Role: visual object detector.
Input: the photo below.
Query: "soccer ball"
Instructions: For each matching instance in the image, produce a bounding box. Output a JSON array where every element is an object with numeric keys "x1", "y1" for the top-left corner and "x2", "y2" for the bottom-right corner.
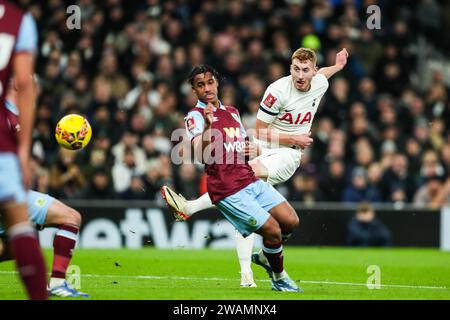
[{"x1": 55, "y1": 114, "x2": 92, "y2": 150}]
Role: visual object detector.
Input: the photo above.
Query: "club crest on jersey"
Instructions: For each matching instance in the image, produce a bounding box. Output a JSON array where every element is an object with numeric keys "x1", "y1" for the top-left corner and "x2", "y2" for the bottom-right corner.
[
  {"x1": 185, "y1": 116, "x2": 196, "y2": 132},
  {"x1": 263, "y1": 93, "x2": 277, "y2": 108}
]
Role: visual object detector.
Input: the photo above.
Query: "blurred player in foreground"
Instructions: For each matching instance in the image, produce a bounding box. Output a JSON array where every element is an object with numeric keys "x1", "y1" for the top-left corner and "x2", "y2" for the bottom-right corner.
[
  {"x1": 162, "y1": 48, "x2": 348, "y2": 286},
  {"x1": 0, "y1": 78, "x2": 89, "y2": 298},
  {"x1": 168, "y1": 65, "x2": 301, "y2": 291},
  {"x1": 0, "y1": 0, "x2": 47, "y2": 299}
]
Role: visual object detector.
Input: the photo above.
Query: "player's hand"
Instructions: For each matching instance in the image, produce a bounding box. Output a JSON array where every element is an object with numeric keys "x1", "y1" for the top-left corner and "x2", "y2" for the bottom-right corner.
[
  {"x1": 204, "y1": 103, "x2": 214, "y2": 126},
  {"x1": 292, "y1": 132, "x2": 313, "y2": 149},
  {"x1": 244, "y1": 140, "x2": 261, "y2": 160},
  {"x1": 336, "y1": 48, "x2": 349, "y2": 70},
  {"x1": 17, "y1": 146, "x2": 32, "y2": 189}
]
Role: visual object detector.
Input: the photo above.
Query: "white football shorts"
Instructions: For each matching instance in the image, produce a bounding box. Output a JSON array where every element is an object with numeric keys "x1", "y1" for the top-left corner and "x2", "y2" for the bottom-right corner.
[{"x1": 255, "y1": 146, "x2": 302, "y2": 185}]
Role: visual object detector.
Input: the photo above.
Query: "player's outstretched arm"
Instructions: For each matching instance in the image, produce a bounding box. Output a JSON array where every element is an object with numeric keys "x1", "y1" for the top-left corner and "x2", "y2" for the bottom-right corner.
[
  {"x1": 255, "y1": 119, "x2": 313, "y2": 149},
  {"x1": 13, "y1": 54, "x2": 36, "y2": 189},
  {"x1": 318, "y1": 48, "x2": 349, "y2": 79}
]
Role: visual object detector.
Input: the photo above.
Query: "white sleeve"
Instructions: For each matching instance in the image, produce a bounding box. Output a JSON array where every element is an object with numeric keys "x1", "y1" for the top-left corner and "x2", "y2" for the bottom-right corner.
[
  {"x1": 257, "y1": 84, "x2": 283, "y2": 124},
  {"x1": 314, "y1": 73, "x2": 329, "y2": 91},
  {"x1": 184, "y1": 110, "x2": 205, "y2": 141}
]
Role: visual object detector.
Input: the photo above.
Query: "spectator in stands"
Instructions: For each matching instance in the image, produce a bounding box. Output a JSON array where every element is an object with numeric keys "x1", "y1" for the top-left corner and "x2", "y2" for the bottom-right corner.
[
  {"x1": 50, "y1": 148, "x2": 87, "y2": 199},
  {"x1": 82, "y1": 169, "x2": 116, "y2": 199},
  {"x1": 112, "y1": 147, "x2": 146, "y2": 193},
  {"x1": 20, "y1": 1, "x2": 449, "y2": 202},
  {"x1": 342, "y1": 167, "x2": 381, "y2": 203},
  {"x1": 413, "y1": 173, "x2": 446, "y2": 208},
  {"x1": 347, "y1": 202, "x2": 392, "y2": 247}
]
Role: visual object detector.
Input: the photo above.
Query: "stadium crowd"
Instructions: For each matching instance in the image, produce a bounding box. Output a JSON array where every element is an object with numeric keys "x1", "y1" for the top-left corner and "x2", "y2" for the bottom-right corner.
[{"x1": 20, "y1": 0, "x2": 450, "y2": 207}]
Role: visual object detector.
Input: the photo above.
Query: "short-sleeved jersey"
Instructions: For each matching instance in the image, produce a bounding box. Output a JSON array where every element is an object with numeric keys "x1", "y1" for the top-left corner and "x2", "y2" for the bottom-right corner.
[
  {"x1": 4, "y1": 99, "x2": 19, "y2": 132},
  {"x1": 256, "y1": 74, "x2": 329, "y2": 147},
  {"x1": 184, "y1": 100, "x2": 258, "y2": 203},
  {"x1": 0, "y1": 1, "x2": 37, "y2": 153}
]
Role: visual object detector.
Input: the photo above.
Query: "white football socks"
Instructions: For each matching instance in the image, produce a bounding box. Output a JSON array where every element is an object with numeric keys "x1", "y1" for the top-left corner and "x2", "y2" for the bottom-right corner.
[
  {"x1": 49, "y1": 277, "x2": 65, "y2": 288},
  {"x1": 186, "y1": 192, "x2": 215, "y2": 215},
  {"x1": 235, "y1": 230, "x2": 254, "y2": 274}
]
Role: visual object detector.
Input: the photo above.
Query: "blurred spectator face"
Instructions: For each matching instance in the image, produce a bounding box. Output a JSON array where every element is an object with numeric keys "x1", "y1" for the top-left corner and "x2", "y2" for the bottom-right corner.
[
  {"x1": 122, "y1": 131, "x2": 137, "y2": 147},
  {"x1": 414, "y1": 123, "x2": 429, "y2": 142},
  {"x1": 391, "y1": 187, "x2": 406, "y2": 202},
  {"x1": 329, "y1": 160, "x2": 345, "y2": 178},
  {"x1": 350, "y1": 102, "x2": 366, "y2": 120},
  {"x1": 421, "y1": 150, "x2": 440, "y2": 176},
  {"x1": 328, "y1": 140, "x2": 345, "y2": 159},
  {"x1": 317, "y1": 117, "x2": 334, "y2": 139},
  {"x1": 101, "y1": 54, "x2": 119, "y2": 76},
  {"x1": 441, "y1": 144, "x2": 450, "y2": 165},
  {"x1": 157, "y1": 55, "x2": 174, "y2": 78},
  {"x1": 406, "y1": 138, "x2": 421, "y2": 157},
  {"x1": 90, "y1": 149, "x2": 106, "y2": 167},
  {"x1": 427, "y1": 177, "x2": 443, "y2": 195},
  {"x1": 368, "y1": 163, "x2": 383, "y2": 184},
  {"x1": 290, "y1": 57, "x2": 316, "y2": 92},
  {"x1": 392, "y1": 154, "x2": 408, "y2": 174},
  {"x1": 331, "y1": 78, "x2": 348, "y2": 100},
  {"x1": 410, "y1": 96, "x2": 425, "y2": 117},
  {"x1": 59, "y1": 148, "x2": 76, "y2": 166},
  {"x1": 268, "y1": 62, "x2": 285, "y2": 83},
  {"x1": 191, "y1": 71, "x2": 219, "y2": 105},
  {"x1": 179, "y1": 164, "x2": 197, "y2": 181},
  {"x1": 382, "y1": 126, "x2": 398, "y2": 141},
  {"x1": 352, "y1": 168, "x2": 367, "y2": 189},
  {"x1": 74, "y1": 75, "x2": 89, "y2": 93},
  {"x1": 430, "y1": 119, "x2": 445, "y2": 135},
  {"x1": 142, "y1": 135, "x2": 155, "y2": 153},
  {"x1": 95, "y1": 106, "x2": 110, "y2": 123},
  {"x1": 356, "y1": 206, "x2": 375, "y2": 223},
  {"x1": 130, "y1": 176, "x2": 144, "y2": 191},
  {"x1": 131, "y1": 113, "x2": 149, "y2": 132},
  {"x1": 359, "y1": 77, "x2": 376, "y2": 96},
  {"x1": 351, "y1": 117, "x2": 368, "y2": 136},
  {"x1": 124, "y1": 151, "x2": 136, "y2": 167},
  {"x1": 94, "y1": 80, "x2": 112, "y2": 103},
  {"x1": 93, "y1": 172, "x2": 109, "y2": 190},
  {"x1": 355, "y1": 145, "x2": 374, "y2": 167},
  {"x1": 303, "y1": 175, "x2": 317, "y2": 192},
  {"x1": 381, "y1": 108, "x2": 396, "y2": 125}
]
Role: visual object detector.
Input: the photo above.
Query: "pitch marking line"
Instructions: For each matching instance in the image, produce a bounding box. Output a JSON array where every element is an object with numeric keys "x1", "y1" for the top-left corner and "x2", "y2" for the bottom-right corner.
[{"x1": 0, "y1": 271, "x2": 447, "y2": 290}]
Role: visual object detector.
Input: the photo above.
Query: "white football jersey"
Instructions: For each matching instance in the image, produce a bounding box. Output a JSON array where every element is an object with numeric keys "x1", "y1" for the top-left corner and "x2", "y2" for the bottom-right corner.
[{"x1": 256, "y1": 74, "x2": 329, "y2": 147}]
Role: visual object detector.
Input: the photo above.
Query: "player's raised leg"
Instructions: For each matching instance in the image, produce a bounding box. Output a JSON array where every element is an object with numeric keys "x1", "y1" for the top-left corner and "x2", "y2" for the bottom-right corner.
[
  {"x1": 161, "y1": 186, "x2": 214, "y2": 221},
  {"x1": 42, "y1": 197, "x2": 89, "y2": 297},
  {"x1": 216, "y1": 180, "x2": 301, "y2": 292}
]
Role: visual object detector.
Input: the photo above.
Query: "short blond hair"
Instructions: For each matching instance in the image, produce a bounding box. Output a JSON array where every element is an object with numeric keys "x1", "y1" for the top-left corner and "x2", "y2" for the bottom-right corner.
[{"x1": 291, "y1": 48, "x2": 317, "y2": 65}]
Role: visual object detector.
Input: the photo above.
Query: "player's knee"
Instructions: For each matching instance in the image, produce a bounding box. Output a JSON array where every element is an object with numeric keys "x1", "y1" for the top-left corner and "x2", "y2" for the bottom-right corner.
[
  {"x1": 64, "y1": 207, "x2": 81, "y2": 227},
  {"x1": 290, "y1": 211, "x2": 300, "y2": 230},
  {"x1": 263, "y1": 219, "x2": 282, "y2": 243}
]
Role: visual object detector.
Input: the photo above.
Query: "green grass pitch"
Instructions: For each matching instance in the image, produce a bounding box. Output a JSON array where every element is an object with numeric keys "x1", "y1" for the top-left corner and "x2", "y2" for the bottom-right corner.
[{"x1": 1, "y1": 247, "x2": 449, "y2": 300}]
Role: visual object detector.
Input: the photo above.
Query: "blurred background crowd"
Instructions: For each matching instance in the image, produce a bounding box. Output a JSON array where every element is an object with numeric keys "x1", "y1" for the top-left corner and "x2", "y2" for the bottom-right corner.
[{"x1": 18, "y1": 0, "x2": 450, "y2": 207}]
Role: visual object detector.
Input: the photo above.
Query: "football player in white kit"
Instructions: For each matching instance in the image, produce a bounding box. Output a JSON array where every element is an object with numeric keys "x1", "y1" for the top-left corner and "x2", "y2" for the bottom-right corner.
[{"x1": 162, "y1": 47, "x2": 348, "y2": 287}]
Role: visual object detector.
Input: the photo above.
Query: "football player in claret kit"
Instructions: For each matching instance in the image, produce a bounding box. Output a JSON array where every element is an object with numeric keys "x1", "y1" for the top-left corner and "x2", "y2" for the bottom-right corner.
[
  {"x1": 168, "y1": 65, "x2": 301, "y2": 292},
  {"x1": 0, "y1": 0, "x2": 48, "y2": 300},
  {"x1": 162, "y1": 48, "x2": 348, "y2": 286},
  {"x1": 0, "y1": 79, "x2": 89, "y2": 298}
]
